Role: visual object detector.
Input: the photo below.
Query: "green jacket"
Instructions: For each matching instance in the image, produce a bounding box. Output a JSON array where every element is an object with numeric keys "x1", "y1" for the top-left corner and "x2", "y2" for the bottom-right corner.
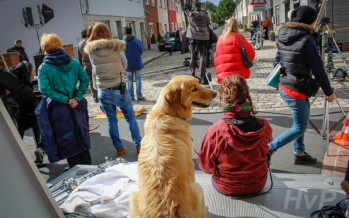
[{"x1": 38, "y1": 58, "x2": 89, "y2": 104}]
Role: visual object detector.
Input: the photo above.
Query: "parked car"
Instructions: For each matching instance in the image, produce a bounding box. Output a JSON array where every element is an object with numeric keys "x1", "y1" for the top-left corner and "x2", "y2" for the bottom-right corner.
[
  {"x1": 157, "y1": 32, "x2": 181, "y2": 52},
  {"x1": 211, "y1": 22, "x2": 219, "y2": 29}
]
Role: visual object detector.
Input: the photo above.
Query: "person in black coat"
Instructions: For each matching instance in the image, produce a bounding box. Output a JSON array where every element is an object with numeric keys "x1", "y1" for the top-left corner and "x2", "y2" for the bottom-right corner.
[
  {"x1": 7, "y1": 39, "x2": 30, "y2": 62},
  {"x1": 11, "y1": 61, "x2": 45, "y2": 164}
]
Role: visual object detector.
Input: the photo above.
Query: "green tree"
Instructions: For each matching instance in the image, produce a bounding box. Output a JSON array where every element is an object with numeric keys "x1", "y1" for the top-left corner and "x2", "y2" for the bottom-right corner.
[
  {"x1": 203, "y1": 1, "x2": 219, "y2": 23},
  {"x1": 216, "y1": 0, "x2": 237, "y2": 22}
]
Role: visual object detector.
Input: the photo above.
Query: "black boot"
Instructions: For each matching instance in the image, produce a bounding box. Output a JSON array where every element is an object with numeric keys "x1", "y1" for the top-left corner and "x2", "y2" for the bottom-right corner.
[
  {"x1": 294, "y1": 152, "x2": 317, "y2": 165},
  {"x1": 200, "y1": 75, "x2": 209, "y2": 85}
]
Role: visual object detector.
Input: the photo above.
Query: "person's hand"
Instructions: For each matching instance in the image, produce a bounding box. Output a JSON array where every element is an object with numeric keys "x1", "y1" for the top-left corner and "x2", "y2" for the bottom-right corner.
[
  {"x1": 68, "y1": 99, "x2": 78, "y2": 109},
  {"x1": 327, "y1": 93, "x2": 335, "y2": 102},
  {"x1": 340, "y1": 180, "x2": 349, "y2": 194}
]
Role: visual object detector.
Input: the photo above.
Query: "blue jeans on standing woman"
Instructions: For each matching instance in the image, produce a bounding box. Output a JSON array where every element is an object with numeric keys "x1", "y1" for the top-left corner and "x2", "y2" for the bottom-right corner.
[
  {"x1": 127, "y1": 70, "x2": 143, "y2": 99},
  {"x1": 269, "y1": 89, "x2": 310, "y2": 154},
  {"x1": 98, "y1": 88, "x2": 141, "y2": 149}
]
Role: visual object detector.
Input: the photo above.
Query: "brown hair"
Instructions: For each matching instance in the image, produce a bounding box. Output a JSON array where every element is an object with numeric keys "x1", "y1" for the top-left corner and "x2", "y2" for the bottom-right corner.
[
  {"x1": 40, "y1": 33, "x2": 63, "y2": 54},
  {"x1": 218, "y1": 75, "x2": 256, "y2": 113},
  {"x1": 88, "y1": 23, "x2": 112, "y2": 42}
]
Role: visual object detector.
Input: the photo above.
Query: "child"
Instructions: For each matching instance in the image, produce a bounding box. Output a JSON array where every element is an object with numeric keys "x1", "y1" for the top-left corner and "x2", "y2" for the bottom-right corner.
[{"x1": 198, "y1": 75, "x2": 273, "y2": 196}]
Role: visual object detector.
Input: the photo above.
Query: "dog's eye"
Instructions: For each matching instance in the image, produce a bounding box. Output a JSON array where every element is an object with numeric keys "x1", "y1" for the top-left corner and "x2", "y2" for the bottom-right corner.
[{"x1": 192, "y1": 87, "x2": 198, "y2": 92}]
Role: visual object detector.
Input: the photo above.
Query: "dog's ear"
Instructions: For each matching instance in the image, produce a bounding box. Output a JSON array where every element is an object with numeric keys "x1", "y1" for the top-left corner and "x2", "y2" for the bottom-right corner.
[{"x1": 165, "y1": 86, "x2": 182, "y2": 105}]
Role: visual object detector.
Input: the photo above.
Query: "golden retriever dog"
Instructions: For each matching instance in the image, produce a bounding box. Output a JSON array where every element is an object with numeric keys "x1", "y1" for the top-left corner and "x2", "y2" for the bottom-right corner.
[{"x1": 130, "y1": 75, "x2": 217, "y2": 218}]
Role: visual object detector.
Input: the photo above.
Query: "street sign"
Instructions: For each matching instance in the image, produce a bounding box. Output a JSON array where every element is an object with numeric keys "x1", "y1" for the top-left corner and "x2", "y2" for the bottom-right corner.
[
  {"x1": 251, "y1": 0, "x2": 267, "y2": 5},
  {"x1": 253, "y1": 4, "x2": 265, "y2": 11}
]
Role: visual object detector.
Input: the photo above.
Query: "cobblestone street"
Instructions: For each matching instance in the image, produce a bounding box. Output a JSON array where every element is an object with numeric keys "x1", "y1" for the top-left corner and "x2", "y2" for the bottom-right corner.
[{"x1": 86, "y1": 55, "x2": 349, "y2": 117}]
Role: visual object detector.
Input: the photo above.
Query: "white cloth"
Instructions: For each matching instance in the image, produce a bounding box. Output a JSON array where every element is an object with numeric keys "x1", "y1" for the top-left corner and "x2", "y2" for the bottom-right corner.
[{"x1": 61, "y1": 162, "x2": 139, "y2": 218}]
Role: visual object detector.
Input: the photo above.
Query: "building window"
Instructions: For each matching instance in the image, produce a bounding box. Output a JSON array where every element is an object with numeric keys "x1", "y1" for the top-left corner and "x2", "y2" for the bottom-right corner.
[
  {"x1": 164, "y1": 23, "x2": 167, "y2": 32},
  {"x1": 145, "y1": 0, "x2": 149, "y2": 4},
  {"x1": 169, "y1": 0, "x2": 172, "y2": 10},
  {"x1": 150, "y1": 23, "x2": 154, "y2": 36},
  {"x1": 159, "y1": 0, "x2": 162, "y2": 8},
  {"x1": 151, "y1": 0, "x2": 155, "y2": 6},
  {"x1": 171, "y1": 22, "x2": 174, "y2": 31},
  {"x1": 172, "y1": 0, "x2": 175, "y2": 11}
]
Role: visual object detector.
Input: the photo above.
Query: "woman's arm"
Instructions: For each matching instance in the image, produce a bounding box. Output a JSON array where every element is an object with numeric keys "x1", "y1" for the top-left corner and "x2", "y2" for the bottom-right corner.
[
  {"x1": 198, "y1": 128, "x2": 219, "y2": 174},
  {"x1": 75, "y1": 60, "x2": 90, "y2": 102},
  {"x1": 120, "y1": 50, "x2": 128, "y2": 70},
  {"x1": 242, "y1": 35, "x2": 256, "y2": 61}
]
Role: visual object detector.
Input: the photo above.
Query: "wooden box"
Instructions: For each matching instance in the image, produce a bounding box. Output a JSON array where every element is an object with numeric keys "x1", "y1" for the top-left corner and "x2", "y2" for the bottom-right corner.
[
  {"x1": 0, "y1": 52, "x2": 20, "y2": 68},
  {"x1": 62, "y1": 44, "x2": 75, "y2": 58}
]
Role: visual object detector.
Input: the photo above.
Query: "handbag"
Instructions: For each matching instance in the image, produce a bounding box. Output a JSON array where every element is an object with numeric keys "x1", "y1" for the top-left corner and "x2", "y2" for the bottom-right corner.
[
  {"x1": 266, "y1": 63, "x2": 281, "y2": 88},
  {"x1": 297, "y1": 77, "x2": 320, "y2": 97},
  {"x1": 238, "y1": 34, "x2": 253, "y2": 68}
]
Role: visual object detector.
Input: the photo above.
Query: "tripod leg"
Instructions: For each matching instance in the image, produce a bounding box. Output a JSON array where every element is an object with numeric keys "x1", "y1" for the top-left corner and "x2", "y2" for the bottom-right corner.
[{"x1": 325, "y1": 99, "x2": 330, "y2": 156}]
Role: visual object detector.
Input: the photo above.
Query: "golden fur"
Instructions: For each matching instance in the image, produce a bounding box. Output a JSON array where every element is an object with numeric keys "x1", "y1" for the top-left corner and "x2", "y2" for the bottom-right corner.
[{"x1": 130, "y1": 75, "x2": 217, "y2": 218}]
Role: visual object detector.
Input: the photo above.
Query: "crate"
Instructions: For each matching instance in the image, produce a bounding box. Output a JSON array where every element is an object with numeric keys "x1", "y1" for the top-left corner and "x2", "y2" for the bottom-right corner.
[
  {"x1": 62, "y1": 44, "x2": 75, "y2": 58},
  {"x1": 0, "y1": 52, "x2": 20, "y2": 68}
]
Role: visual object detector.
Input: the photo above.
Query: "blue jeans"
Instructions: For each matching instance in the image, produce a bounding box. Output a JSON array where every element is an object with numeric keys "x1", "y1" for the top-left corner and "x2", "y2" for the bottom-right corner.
[
  {"x1": 269, "y1": 89, "x2": 310, "y2": 154},
  {"x1": 98, "y1": 88, "x2": 141, "y2": 149},
  {"x1": 126, "y1": 70, "x2": 143, "y2": 99}
]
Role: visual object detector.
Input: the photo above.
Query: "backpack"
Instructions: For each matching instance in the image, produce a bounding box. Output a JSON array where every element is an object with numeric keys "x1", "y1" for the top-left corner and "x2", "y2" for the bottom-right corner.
[{"x1": 310, "y1": 197, "x2": 349, "y2": 218}]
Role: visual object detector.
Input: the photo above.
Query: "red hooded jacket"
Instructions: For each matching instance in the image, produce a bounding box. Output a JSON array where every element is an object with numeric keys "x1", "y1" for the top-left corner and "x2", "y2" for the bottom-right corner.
[
  {"x1": 214, "y1": 33, "x2": 255, "y2": 83},
  {"x1": 198, "y1": 117, "x2": 272, "y2": 196}
]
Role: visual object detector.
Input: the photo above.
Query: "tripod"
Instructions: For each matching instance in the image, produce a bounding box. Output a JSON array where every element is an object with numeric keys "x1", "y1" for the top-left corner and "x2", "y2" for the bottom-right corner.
[{"x1": 308, "y1": 13, "x2": 347, "y2": 147}]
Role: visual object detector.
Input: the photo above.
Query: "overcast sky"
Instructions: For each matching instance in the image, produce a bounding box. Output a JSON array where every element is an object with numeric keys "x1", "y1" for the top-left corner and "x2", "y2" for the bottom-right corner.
[{"x1": 206, "y1": 0, "x2": 220, "y2": 6}]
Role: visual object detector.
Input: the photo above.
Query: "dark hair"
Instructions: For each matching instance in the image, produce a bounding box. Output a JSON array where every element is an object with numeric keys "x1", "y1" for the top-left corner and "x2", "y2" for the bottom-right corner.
[
  {"x1": 81, "y1": 28, "x2": 88, "y2": 38},
  {"x1": 125, "y1": 26, "x2": 133, "y2": 35},
  {"x1": 88, "y1": 23, "x2": 112, "y2": 42},
  {"x1": 194, "y1": 2, "x2": 201, "y2": 7},
  {"x1": 219, "y1": 75, "x2": 256, "y2": 114}
]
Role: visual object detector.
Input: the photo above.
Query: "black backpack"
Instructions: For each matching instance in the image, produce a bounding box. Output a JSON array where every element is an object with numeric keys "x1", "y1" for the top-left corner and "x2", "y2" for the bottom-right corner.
[{"x1": 310, "y1": 197, "x2": 348, "y2": 218}]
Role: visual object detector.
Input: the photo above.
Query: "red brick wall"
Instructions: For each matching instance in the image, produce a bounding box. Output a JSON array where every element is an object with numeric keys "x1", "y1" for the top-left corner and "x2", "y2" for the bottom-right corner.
[
  {"x1": 145, "y1": 1, "x2": 160, "y2": 49},
  {"x1": 168, "y1": 0, "x2": 177, "y2": 31},
  {"x1": 0, "y1": 53, "x2": 20, "y2": 68}
]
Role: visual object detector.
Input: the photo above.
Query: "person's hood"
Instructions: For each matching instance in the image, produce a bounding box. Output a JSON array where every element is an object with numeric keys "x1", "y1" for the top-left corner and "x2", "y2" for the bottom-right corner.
[
  {"x1": 277, "y1": 22, "x2": 315, "y2": 44},
  {"x1": 218, "y1": 118, "x2": 272, "y2": 152},
  {"x1": 43, "y1": 49, "x2": 72, "y2": 66},
  {"x1": 84, "y1": 39, "x2": 125, "y2": 57},
  {"x1": 123, "y1": 34, "x2": 134, "y2": 43}
]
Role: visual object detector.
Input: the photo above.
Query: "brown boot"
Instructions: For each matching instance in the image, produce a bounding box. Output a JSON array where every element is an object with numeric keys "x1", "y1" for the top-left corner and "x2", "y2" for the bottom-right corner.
[
  {"x1": 136, "y1": 147, "x2": 141, "y2": 154},
  {"x1": 116, "y1": 146, "x2": 126, "y2": 157}
]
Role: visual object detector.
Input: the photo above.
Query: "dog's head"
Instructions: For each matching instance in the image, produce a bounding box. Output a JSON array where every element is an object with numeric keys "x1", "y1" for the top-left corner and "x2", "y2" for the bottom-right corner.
[{"x1": 154, "y1": 75, "x2": 217, "y2": 120}]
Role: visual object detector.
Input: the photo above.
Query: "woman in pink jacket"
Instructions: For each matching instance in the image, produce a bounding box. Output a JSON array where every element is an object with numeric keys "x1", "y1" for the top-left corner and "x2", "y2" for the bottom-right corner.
[{"x1": 215, "y1": 17, "x2": 255, "y2": 83}]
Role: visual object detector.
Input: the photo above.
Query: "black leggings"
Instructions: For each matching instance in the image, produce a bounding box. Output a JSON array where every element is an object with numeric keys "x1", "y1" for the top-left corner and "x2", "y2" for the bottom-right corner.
[{"x1": 66, "y1": 150, "x2": 92, "y2": 168}]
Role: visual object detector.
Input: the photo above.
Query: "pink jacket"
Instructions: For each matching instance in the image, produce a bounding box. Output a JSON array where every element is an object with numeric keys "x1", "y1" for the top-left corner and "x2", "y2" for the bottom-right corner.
[{"x1": 214, "y1": 33, "x2": 255, "y2": 83}]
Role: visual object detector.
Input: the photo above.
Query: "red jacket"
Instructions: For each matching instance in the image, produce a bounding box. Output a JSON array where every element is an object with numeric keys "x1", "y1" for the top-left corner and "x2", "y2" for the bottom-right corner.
[
  {"x1": 214, "y1": 33, "x2": 255, "y2": 83},
  {"x1": 198, "y1": 117, "x2": 272, "y2": 196}
]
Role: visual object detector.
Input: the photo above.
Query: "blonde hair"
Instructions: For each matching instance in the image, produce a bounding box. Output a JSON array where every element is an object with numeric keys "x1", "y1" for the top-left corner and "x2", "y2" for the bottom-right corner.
[
  {"x1": 223, "y1": 17, "x2": 239, "y2": 42},
  {"x1": 40, "y1": 33, "x2": 62, "y2": 54}
]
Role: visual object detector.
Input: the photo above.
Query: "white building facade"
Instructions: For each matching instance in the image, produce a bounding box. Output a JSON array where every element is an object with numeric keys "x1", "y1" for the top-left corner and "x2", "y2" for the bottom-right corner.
[
  {"x1": 176, "y1": 0, "x2": 187, "y2": 30},
  {"x1": 0, "y1": 0, "x2": 84, "y2": 64},
  {"x1": 80, "y1": 0, "x2": 146, "y2": 47},
  {"x1": 157, "y1": 0, "x2": 170, "y2": 36}
]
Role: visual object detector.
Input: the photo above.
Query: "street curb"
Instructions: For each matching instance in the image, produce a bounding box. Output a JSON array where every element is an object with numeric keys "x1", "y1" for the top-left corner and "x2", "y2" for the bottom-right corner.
[{"x1": 143, "y1": 52, "x2": 167, "y2": 66}]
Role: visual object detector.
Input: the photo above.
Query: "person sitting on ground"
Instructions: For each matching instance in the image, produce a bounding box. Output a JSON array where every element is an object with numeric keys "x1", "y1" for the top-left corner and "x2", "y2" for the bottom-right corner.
[
  {"x1": 85, "y1": 23, "x2": 142, "y2": 157},
  {"x1": 198, "y1": 75, "x2": 272, "y2": 196},
  {"x1": 184, "y1": 0, "x2": 210, "y2": 85},
  {"x1": 214, "y1": 16, "x2": 255, "y2": 83},
  {"x1": 268, "y1": 6, "x2": 335, "y2": 165},
  {"x1": 11, "y1": 61, "x2": 45, "y2": 164},
  {"x1": 7, "y1": 39, "x2": 30, "y2": 62}
]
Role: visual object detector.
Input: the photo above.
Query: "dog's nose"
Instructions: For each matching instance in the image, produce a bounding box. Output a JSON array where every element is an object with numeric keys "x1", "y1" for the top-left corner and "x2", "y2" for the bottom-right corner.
[{"x1": 212, "y1": 91, "x2": 217, "y2": 98}]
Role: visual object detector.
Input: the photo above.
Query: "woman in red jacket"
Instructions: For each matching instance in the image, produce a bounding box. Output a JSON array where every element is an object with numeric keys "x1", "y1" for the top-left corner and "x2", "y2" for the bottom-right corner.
[
  {"x1": 198, "y1": 75, "x2": 272, "y2": 196},
  {"x1": 215, "y1": 17, "x2": 255, "y2": 83}
]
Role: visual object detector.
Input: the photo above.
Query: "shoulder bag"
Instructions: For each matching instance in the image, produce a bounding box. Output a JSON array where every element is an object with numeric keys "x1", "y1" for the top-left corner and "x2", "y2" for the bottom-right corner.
[
  {"x1": 238, "y1": 34, "x2": 253, "y2": 68},
  {"x1": 265, "y1": 63, "x2": 281, "y2": 88}
]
